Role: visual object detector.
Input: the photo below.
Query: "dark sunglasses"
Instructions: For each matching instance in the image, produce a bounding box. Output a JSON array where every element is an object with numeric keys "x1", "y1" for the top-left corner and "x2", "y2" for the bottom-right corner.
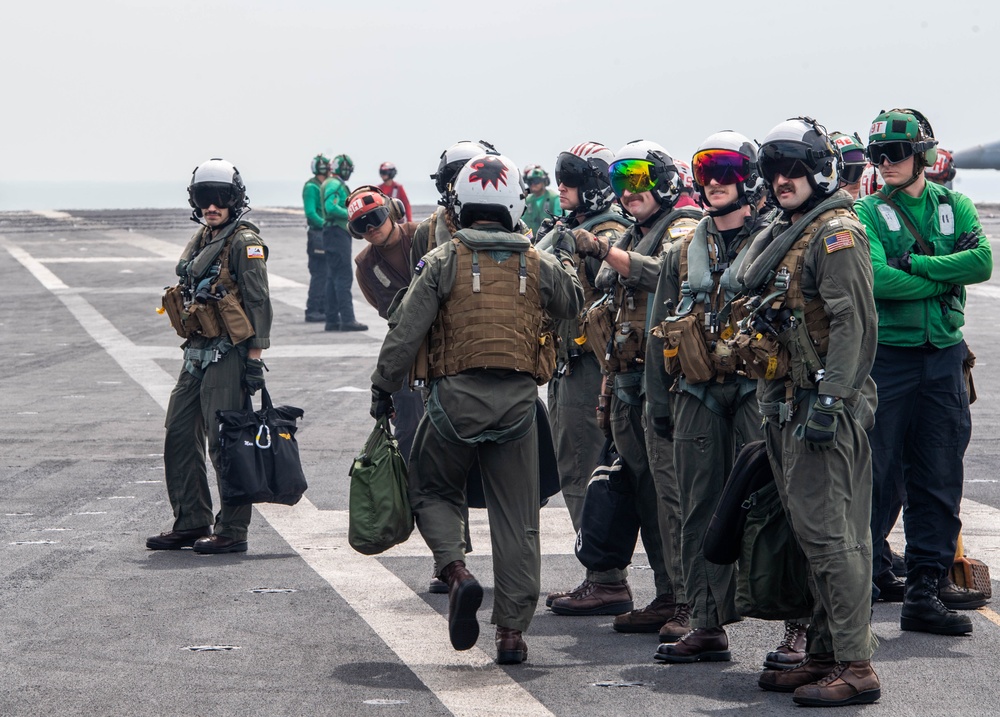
[
  {"x1": 868, "y1": 141, "x2": 914, "y2": 166},
  {"x1": 191, "y1": 183, "x2": 236, "y2": 210},
  {"x1": 349, "y1": 205, "x2": 390, "y2": 234}
]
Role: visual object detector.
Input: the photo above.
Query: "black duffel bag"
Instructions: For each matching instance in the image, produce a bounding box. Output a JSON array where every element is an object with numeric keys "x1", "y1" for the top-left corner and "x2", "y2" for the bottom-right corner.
[
  {"x1": 703, "y1": 440, "x2": 773, "y2": 565},
  {"x1": 216, "y1": 387, "x2": 308, "y2": 506},
  {"x1": 574, "y1": 438, "x2": 641, "y2": 572}
]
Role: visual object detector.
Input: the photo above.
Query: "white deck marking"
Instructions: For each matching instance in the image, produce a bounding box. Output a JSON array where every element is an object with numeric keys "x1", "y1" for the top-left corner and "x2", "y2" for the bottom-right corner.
[
  {"x1": 0, "y1": 234, "x2": 556, "y2": 717},
  {"x1": 6, "y1": 230, "x2": 999, "y2": 713}
]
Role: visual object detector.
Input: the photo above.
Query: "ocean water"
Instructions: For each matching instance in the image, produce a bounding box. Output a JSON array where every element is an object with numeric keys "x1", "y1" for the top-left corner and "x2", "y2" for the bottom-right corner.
[{"x1": 2, "y1": 173, "x2": 1000, "y2": 212}]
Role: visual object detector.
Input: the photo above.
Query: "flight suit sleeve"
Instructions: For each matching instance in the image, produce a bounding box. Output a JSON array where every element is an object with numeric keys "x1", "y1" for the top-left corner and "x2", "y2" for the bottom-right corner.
[
  {"x1": 370, "y1": 245, "x2": 454, "y2": 393},
  {"x1": 811, "y1": 222, "x2": 874, "y2": 399},
  {"x1": 232, "y1": 232, "x2": 272, "y2": 350},
  {"x1": 539, "y1": 250, "x2": 584, "y2": 320},
  {"x1": 645, "y1": 242, "x2": 682, "y2": 418},
  {"x1": 622, "y1": 251, "x2": 664, "y2": 292}
]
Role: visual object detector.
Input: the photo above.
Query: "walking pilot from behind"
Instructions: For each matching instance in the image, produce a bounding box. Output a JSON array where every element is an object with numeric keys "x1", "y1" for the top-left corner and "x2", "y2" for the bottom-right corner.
[
  {"x1": 369, "y1": 153, "x2": 584, "y2": 664},
  {"x1": 148, "y1": 159, "x2": 273, "y2": 555}
]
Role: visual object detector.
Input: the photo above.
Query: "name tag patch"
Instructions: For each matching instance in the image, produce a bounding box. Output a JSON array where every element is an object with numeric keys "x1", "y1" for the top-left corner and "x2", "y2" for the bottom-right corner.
[
  {"x1": 938, "y1": 204, "x2": 955, "y2": 236},
  {"x1": 246, "y1": 245, "x2": 265, "y2": 259},
  {"x1": 877, "y1": 204, "x2": 902, "y2": 232},
  {"x1": 824, "y1": 230, "x2": 855, "y2": 253}
]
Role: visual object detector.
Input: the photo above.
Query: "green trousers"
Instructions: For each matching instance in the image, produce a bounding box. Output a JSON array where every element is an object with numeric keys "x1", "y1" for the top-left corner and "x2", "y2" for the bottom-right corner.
[
  {"x1": 764, "y1": 404, "x2": 876, "y2": 662},
  {"x1": 645, "y1": 402, "x2": 685, "y2": 604},
  {"x1": 674, "y1": 384, "x2": 760, "y2": 628},
  {"x1": 408, "y1": 415, "x2": 541, "y2": 633},
  {"x1": 547, "y1": 352, "x2": 605, "y2": 531},
  {"x1": 163, "y1": 348, "x2": 252, "y2": 540}
]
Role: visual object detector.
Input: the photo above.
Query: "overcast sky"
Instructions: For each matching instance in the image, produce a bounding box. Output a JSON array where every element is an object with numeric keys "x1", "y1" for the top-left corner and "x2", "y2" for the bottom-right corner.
[{"x1": 3, "y1": 0, "x2": 999, "y2": 204}]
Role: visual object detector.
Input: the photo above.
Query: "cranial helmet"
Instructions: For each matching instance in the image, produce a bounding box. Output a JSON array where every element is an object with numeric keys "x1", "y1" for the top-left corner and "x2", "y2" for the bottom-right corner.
[
  {"x1": 867, "y1": 108, "x2": 938, "y2": 193},
  {"x1": 858, "y1": 163, "x2": 882, "y2": 198},
  {"x1": 691, "y1": 130, "x2": 760, "y2": 214},
  {"x1": 453, "y1": 153, "x2": 525, "y2": 231},
  {"x1": 187, "y1": 158, "x2": 248, "y2": 220},
  {"x1": 555, "y1": 141, "x2": 617, "y2": 213},
  {"x1": 311, "y1": 154, "x2": 331, "y2": 176},
  {"x1": 925, "y1": 147, "x2": 956, "y2": 185},
  {"x1": 608, "y1": 140, "x2": 683, "y2": 208},
  {"x1": 345, "y1": 185, "x2": 403, "y2": 238},
  {"x1": 379, "y1": 162, "x2": 397, "y2": 180},
  {"x1": 758, "y1": 117, "x2": 842, "y2": 199},
  {"x1": 432, "y1": 140, "x2": 496, "y2": 196},
  {"x1": 333, "y1": 154, "x2": 354, "y2": 181},
  {"x1": 525, "y1": 165, "x2": 550, "y2": 187},
  {"x1": 830, "y1": 131, "x2": 867, "y2": 186}
]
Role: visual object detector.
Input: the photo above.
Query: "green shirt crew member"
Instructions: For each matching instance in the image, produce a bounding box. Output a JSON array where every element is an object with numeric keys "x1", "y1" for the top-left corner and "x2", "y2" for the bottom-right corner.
[
  {"x1": 303, "y1": 153, "x2": 329, "y2": 322},
  {"x1": 147, "y1": 159, "x2": 273, "y2": 556},
  {"x1": 743, "y1": 119, "x2": 880, "y2": 707},
  {"x1": 369, "y1": 154, "x2": 583, "y2": 665},
  {"x1": 855, "y1": 108, "x2": 993, "y2": 636},
  {"x1": 321, "y1": 154, "x2": 366, "y2": 331},
  {"x1": 522, "y1": 166, "x2": 563, "y2": 235}
]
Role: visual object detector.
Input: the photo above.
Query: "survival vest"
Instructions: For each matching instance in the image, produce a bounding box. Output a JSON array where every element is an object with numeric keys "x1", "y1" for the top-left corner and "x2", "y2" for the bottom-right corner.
[
  {"x1": 427, "y1": 230, "x2": 551, "y2": 384},
  {"x1": 729, "y1": 207, "x2": 859, "y2": 388},
  {"x1": 161, "y1": 222, "x2": 257, "y2": 344},
  {"x1": 585, "y1": 207, "x2": 701, "y2": 375}
]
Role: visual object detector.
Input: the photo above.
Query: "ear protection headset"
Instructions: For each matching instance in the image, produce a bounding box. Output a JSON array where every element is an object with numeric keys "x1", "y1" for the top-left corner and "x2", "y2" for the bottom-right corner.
[{"x1": 903, "y1": 108, "x2": 938, "y2": 167}]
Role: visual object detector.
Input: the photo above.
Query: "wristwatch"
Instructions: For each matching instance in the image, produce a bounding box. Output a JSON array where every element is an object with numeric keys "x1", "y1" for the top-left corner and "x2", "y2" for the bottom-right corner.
[{"x1": 818, "y1": 394, "x2": 839, "y2": 408}]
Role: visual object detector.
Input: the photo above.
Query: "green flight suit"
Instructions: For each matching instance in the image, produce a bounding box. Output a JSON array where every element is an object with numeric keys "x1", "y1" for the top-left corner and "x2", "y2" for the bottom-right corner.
[
  {"x1": 163, "y1": 218, "x2": 272, "y2": 541},
  {"x1": 647, "y1": 212, "x2": 769, "y2": 629},
  {"x1": 371, "y1": 222, "x2": 583, "y2": 632},
  {"x1": 737, "y1": 190, "x2": 878, "y2": 661}
]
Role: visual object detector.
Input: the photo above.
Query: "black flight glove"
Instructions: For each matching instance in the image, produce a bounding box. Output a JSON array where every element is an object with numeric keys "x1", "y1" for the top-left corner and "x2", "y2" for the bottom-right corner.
[
  {"x1": 650, "y1": 414, "x2": 674, "y2": 440},
  {"x1": 885, "y1": 251, "x2": 912, "y2": 273},
  {"x1": 243, "y1": 357, "x2": 267, "y2": 395},
  {"x1": 952, "y1": 231, "x2": 980, "y2": 253},
  {"x1": 370, "y1": 386, "x2": 395, "y2": 420},
  {"x1": 551, "y1": 225, "x2": 577, "y2": 267},
  {"x1": 800, "y1": 396, "x2": 843, "y2": 452}
]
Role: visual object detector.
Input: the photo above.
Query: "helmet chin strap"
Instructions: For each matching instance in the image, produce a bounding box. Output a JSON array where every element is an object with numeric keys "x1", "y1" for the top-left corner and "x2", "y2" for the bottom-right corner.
[
  {"x1": 706, "y1": 195, "x2": 747, "y2": 217},
  {"x1": 638, "y1": 206, "x2": 666, "y2": 229},
  {"x1": 883, "y1": 155, "x2": 925, "y2": 201}
]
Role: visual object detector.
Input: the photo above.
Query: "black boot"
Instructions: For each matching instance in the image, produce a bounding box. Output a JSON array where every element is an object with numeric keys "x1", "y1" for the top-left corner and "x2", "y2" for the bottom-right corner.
[{"x1": 900, "y1": 569, "x2": 973, "y2": 635}]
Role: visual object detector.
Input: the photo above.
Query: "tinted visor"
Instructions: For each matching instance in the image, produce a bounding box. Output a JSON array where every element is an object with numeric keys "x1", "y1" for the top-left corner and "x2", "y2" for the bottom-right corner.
[
  {"x1": 554, "y1": 152, "x2": 592, "y2": 189},
  {"x1": 190, "y1": 182, "x2": 236, "y2": 210},
  {"x1": 349, "y1": 205, "x2": 390, "y2": 234},
  {"x1": 758, "y1": 142, "x2": 813, "y2": 183},
  {"x1": 692, "y1": 149, "x2": 752, "y2": 186},
  {"x1": 840, "y1": 162, "x2": 866, "y2": 184},
  {"x1": 868, "y1": 141, "x2": 914, "y2": 166},
  {"x1": 609, "y1": 158, "x2": 658, "y2": 196}
]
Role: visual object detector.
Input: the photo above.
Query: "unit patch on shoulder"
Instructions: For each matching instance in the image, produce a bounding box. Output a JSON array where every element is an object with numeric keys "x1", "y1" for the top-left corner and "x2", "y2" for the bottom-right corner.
[
  {"x1": 414, "y1": 259, "x2": 426, "y2": 275},
  {"x1": 246, "y1": 245, "x2": 265, "y2": 259},
  {"x1": 824, "y1": 230, "x2": 855, "y2": 254}
]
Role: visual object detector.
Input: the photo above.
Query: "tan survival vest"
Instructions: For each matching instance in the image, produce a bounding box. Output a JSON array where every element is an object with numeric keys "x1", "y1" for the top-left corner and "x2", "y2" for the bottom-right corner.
[
  {"x1": 730, "y1": 207, "x2": 857, "y2": 387},
  {"x1": 161, "y1": 226, "x2": 256, "y2": 344},
  {"x1": 585, "y1": 212, "x2": 700, "y2": 375},
  {"x1": 427, "y1": 238, "x2": 551, "y2": 384}
]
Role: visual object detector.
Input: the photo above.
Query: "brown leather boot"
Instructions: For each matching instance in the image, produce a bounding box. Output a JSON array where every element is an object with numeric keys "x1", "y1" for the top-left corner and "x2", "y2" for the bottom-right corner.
[
  {"x1": 763, "y1": 621, "x2": 808, "y2": 670},
  {"x1": 549, "y1": 580, "x2": 633, "y2": 616},
  {"x1": 545, "y1": 579, "x2": 591, "y2": 608},
  {"x1": 495, "y1": 627, "x2": 528, "y2": 665},
  {"x1": 758, "y1": 652, "x2": 837, "y2": 692},
  {"x1": 440, "y1": 560, "x2": 482, "y2": 651},
  {"x1": 613, "y1": 593, "x2": 677, "y2": 633},
  {"x1": 657, "y1": 602, "x2": 692, "y2": 643},
  {"x1": 792, "y1": 660, "x2": 881, "y2": 707},
  {"x1": 653, "y1": 627, "x2": 730, "y2": 663}
]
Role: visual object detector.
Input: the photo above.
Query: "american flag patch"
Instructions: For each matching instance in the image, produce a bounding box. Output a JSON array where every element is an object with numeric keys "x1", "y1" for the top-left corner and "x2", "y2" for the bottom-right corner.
[{"x1": 824, "y1": 230, "x2": 854, "y2": 253}]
